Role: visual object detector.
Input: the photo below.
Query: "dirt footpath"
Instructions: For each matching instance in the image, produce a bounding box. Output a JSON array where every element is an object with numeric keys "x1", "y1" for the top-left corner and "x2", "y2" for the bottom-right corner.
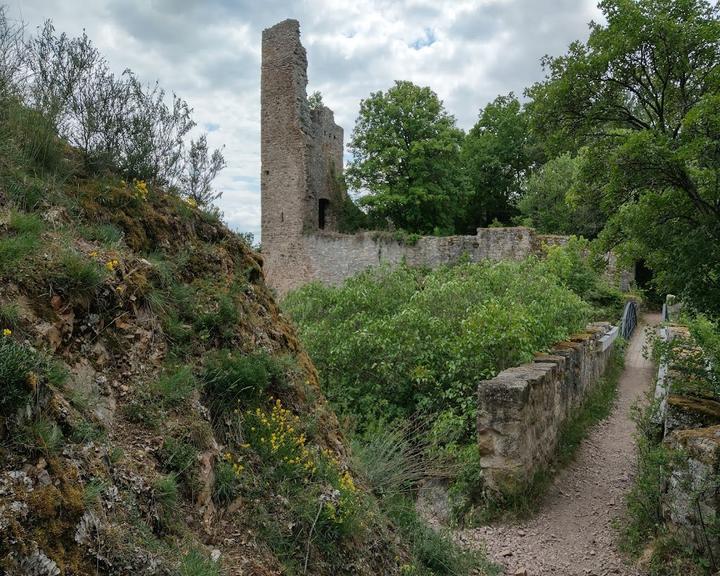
[{"x1": 459, "y1": 314, "x2": 660, "y2": 576}]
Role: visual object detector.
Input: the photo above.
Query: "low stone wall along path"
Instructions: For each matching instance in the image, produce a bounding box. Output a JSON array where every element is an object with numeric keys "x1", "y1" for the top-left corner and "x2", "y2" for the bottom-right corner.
[{"x1": 460, "y1": 313, "x2": 660, "y2": 576}]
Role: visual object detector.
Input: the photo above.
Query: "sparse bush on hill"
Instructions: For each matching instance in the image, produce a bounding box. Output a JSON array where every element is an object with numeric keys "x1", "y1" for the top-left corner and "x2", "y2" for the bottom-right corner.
[{"x1": 0, "y1": 6, "x2": 224, "y2": 205}]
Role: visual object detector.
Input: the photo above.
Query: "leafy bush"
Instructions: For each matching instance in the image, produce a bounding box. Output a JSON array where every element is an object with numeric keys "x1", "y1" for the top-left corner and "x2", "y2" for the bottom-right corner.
[
  {"x1": 153, "y1": 474, "x2": 179, "y2": 508},
  {"x1": 159, "y1": 436, "x2": 198, "y2": 494},
  {"x1": 212, "y1": 459, "x2": 241, "y2": 506},
  {"x1": 79, "y1": 223, "x2": 123, "y2": 245},
  {"x1": 653, "y1": 314, "x2": 720, "y2": 400},
  {"x1": 9, "y1": 211, "x2": 45, "y2": 235},
  {"x1": 0, "y1": 302, "x2": 20, "y2": 328},
  {"x1": 284, "y1": 259, "x2": 591, "y2": 438},
  {"x1": 0, "y1": 232, "x2": 40, "y2": 277},
  {"x1": 153, "y1": 474, "x2": 179, "y2": 531},
  {"x1": 50, "y1": 250, "x2": 106, "y2": 296},
  {"x1": 21, "y1": 416, "x2": 64, "y2": 455}
]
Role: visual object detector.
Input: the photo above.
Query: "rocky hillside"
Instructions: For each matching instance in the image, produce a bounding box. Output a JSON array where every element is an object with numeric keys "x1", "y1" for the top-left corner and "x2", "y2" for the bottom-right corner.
[{"x1": 0, "y1": 138, "x2": 426, "y2": 574}]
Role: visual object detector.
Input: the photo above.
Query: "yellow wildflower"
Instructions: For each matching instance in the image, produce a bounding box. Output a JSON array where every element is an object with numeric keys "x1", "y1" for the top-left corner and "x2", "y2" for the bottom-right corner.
[{"x1": 2, "y1": 328, "x2": 11, "y2": 337}]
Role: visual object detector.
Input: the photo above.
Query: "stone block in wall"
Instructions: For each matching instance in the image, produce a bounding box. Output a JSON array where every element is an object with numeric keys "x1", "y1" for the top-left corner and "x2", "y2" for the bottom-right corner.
[
  {"x1": 665, "y1": 394, "x2": 720, "y2": 435},
  {"x1": 477, "y1": 361, "x2": 563, "y2": 491},
  {"x1": 477, "y1": 324, "x2": 614, "y2": 492},
  {"x1": 663, "y1": 425, "x2": 720, "y2": 559}
]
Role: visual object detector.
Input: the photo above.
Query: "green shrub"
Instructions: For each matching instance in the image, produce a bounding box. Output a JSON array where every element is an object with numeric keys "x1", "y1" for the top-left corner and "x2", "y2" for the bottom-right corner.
[
  {"x1": 383, "y1": 496, "x2": 492, "y2": 576},
  {"x1": 541, "y1": 237, "x2": 600, "y2": 298},
  {"x1": 0, "y1": 233, "x2": 39, "y2": 277},
  {"x1": 0, "y1": 302, "x2": 20, "y2": 328},
  {"x1": 21, "y1": 416, "x2": 64, "y2": 455},
  {"x1": 159, "y1": 436, "x2": 198, "y2": 494},
  {"x1": 1, "y1": 100, "x2": 66, "y2": 175},
  {"x1": 179, "y1": 549, "x2": 219, "y2": 576},
  {"x1": 351, "y1": 421, "x2": 433, "y2": 501},
  {"x1": 653, "y1": 314, "x2": 720, "y2": 399},
  {"x1": 79, "y1": 223, "x2": 123, "y2": 245},
  {"x1": 153, "y1": 474, "x2": 180, "y2": 531},
  {"x1": 71, "y1": 419, "x2": 104, "y2": 443},
  {"x1": 193, "y1": 292, "x2": 239, "y2": 343},
  {"x1": 284, "y1": 259, "x2": 591, "y2": 438},
  {"x1": 83, "y1": 479, "x2": 106, "y2": 507},
  {"x1": 212, "y1": 459, "x2": 240, "y2": 506},
  {"x1": 153, "y1": 474, "x2": 179, "y2": 508},
  {"x1": 9, "y1": 211, "x2": 45, "y2": 235},
  {"x1": 0, "y1": 172, "x2": 45, "y2": 211},
  {"x1": 0, "y1": 336, "x2": 44, "y2": 415},
  {"x1": 644, "y1": 534, "x2": 707, "y2": 576}
]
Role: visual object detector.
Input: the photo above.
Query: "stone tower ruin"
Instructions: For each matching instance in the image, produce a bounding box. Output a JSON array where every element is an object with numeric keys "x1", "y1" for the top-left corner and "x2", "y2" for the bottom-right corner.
[
  {"x1": 261, "y1": 19, "x2": 345, "y2": 295},
  {"x1": 260, "y1": 20, "x2": 635, "y2": 297}
]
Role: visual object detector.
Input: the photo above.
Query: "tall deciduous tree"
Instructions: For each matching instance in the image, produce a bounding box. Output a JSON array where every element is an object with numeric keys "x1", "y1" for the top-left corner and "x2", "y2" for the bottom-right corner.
[
  {"x1": 460, "y1": 94, "x2": 536, "y2": 231},
  {"x1": 527, "y1": 0, "x2": 720, "y2": 313},
  {"x1": 346, "y1": 81, "x2": 466, "y2": 234},
  {"x1": 518, "y1": 152, "x2": 608, "y2": 238}
]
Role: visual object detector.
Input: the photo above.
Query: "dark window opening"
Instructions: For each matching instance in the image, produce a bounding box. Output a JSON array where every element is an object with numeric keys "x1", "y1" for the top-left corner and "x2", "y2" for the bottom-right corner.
[
  {"x1": 281, "y1": 211, "x2": 284, "y2": 223},
  {"x1": 264, "y1": 170, "x2": 269, "y2": 176},
  {"x1": 319, "y1": 199, "x2": 330, "y2": 230},
  {"x1": 635, "y1": 259, "x2": 661, "y2": 307}
]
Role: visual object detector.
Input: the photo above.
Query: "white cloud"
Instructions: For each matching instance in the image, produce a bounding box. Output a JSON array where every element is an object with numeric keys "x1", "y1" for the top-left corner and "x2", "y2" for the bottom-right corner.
[{"x1": 8, "y1": 0, "x2": 601, "y2": 240}]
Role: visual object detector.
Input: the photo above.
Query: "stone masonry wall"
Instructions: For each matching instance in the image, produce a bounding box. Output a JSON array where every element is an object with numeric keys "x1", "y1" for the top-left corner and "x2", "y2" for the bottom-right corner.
[
  {"x1": 261, "y1": 20, "x2": 344, "y2": 295},
  {"x1": 276, "y1": 227, "x2": 565, "y2": 294},
  {"x1": 477, "y1": 322, "x2": 618, "y2": 491}
]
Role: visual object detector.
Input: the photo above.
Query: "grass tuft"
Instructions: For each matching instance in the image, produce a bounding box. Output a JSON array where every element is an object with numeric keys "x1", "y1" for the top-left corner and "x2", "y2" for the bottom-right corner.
[{"x1": 180, "y1": 549, "x2": 220, "y2": 576}]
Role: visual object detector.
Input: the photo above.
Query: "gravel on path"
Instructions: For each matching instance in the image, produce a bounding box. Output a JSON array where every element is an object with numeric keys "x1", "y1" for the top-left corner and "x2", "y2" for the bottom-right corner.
[{"x1": 458, "y1": 313, "x2": 661, "y2": 576}]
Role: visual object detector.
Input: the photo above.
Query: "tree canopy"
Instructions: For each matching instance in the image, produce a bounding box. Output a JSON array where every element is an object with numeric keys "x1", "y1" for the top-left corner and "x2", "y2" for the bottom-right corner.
[
  {"x1": 460, "y1": 94, "x2": 536, "y2": 232},
  {"x1": 346, "y1": 81, "x2": 466, "y2": 234},
  {"x1": 527, "y1": 0, "x2": 720, "y2": 312}
]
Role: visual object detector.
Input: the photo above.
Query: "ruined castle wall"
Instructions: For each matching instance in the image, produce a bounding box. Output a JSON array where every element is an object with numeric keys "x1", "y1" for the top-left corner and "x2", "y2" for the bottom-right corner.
[
  {"x1": 259, "y1": 20, "x2": 632, "y2": 297},
  {"x1": 261, "y1": 20, "x2": 313, "y2": 293},
  {"x1": 273, "y1": 227, "x2": 558, "y2": 293},
  {"x1": 261, "y1": 20, "x2": 348, "y2": 295},
  {"x1": 477, "y1": 323, "x2": 617, "y2": 492},
  {"x1": 307, "y1": 106, "x2": 344, "y2": 231}
]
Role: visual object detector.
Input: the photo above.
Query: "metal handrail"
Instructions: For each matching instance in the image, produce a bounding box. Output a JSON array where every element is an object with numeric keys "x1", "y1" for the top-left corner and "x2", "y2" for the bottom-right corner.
[{"x1": 620, "y1": 300, "x2": 638, "y2": 339}]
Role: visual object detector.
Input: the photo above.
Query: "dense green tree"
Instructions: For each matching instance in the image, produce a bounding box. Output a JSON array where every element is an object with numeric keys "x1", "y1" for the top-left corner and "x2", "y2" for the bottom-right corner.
[
  {"x1": 518, "y1": 152, "x2": 608, "y2": 237},
  {"x1": 527, "y1": 0, "x2": 720, "y2": 313},
  {"x1": 459, "y1": 94, "x2": 536, "y2": 231},
  {"x1": 346, "y1": 81, "x2": 466, "y2": 234}
]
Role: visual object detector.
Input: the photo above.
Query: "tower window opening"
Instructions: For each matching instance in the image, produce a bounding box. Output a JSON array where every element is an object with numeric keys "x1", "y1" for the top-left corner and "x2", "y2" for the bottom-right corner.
[{"x1": 319, "y1": 199, "x2": 330, "y2": 230}]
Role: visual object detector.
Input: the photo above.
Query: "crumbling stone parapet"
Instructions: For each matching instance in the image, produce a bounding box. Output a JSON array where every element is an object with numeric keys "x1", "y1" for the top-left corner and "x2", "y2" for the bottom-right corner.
[{"x1": 477, "y1": 324, "x2": 615, "y2": 492}]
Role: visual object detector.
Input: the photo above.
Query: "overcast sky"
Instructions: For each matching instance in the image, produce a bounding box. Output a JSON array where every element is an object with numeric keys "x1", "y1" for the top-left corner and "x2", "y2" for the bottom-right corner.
[{"x1": 11, "y1": 0, "x2": 601, "y2": 240}]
